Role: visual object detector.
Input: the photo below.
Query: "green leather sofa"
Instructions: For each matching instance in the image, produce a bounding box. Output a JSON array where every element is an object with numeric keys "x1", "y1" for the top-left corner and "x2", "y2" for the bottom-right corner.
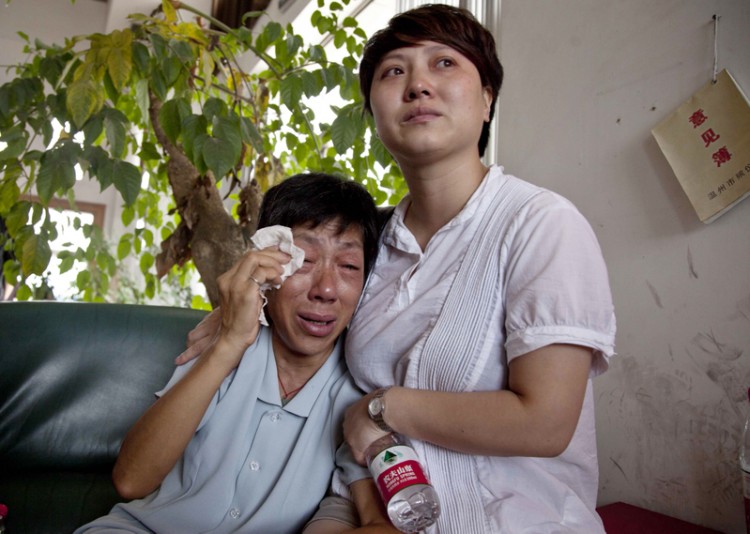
[{"x1": 0, "y1": 301, "x2": 206, "y2": 533}]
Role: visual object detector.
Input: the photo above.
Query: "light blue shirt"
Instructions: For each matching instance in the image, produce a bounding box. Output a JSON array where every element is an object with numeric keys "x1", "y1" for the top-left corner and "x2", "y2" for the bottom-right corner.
[{"x1": 77, "y1": 327, "x2": 368, "y2": 533}]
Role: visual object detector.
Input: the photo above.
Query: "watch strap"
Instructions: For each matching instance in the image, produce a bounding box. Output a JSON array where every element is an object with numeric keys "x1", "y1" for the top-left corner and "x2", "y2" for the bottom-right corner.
[{"x1": 369, "y1": 387, "x2": 393, "y2": 432}]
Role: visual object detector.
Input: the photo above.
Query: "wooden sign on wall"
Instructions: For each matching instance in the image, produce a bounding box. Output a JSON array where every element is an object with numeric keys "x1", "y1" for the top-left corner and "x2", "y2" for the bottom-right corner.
[{"x1": 652, "y1": 69, "x2": 750, "y2": 223}]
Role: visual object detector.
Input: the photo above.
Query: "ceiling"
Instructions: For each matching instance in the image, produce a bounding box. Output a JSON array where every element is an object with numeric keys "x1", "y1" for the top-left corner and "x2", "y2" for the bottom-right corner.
[{"x1": 101, "y1": 0, "x2": 275, "y2": 32}]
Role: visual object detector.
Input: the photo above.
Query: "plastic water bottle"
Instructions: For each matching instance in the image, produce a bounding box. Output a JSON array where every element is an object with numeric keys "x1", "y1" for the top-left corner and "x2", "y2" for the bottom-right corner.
[
  {"x1": 366, "y1": 434, "x2": 440, "y2": 533},
  {"x1": 741, "y1": 387, "x2": 750, "y2": 534}
]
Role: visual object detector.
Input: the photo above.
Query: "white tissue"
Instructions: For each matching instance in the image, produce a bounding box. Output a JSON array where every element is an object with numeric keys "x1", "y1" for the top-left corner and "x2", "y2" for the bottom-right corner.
[{"x1": 250, "y1": 225, "x2": 305, "y2": 325}]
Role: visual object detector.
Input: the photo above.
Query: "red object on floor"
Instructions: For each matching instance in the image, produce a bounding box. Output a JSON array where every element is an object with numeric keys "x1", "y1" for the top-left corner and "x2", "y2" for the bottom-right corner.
[{"x1": 596, "y1": 502, "x2": 722, "y2": 533}]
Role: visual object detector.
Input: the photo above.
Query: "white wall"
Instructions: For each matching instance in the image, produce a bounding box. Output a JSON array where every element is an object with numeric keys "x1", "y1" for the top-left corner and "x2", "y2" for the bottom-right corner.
[{"x1": 496, "y1": 1, "x2": 750, "y2": 532}]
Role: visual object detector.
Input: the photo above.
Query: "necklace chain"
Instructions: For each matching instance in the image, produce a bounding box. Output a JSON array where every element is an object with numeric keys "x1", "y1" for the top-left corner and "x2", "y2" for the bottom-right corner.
[{"x1": 278, "y1": 374, "x2": 305, "y2": 399}]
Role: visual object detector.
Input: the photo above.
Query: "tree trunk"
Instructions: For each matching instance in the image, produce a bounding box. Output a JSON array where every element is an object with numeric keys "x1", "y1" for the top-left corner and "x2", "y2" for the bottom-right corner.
[{"x1": 149, "y1": 93, "x2": 255, "y2": 307}]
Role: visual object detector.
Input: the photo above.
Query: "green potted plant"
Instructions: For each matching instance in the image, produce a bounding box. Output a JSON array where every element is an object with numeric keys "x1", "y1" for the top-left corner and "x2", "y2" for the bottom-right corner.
[{"x1": 0, "y1": 0, "x2": 405, "y2": 306}]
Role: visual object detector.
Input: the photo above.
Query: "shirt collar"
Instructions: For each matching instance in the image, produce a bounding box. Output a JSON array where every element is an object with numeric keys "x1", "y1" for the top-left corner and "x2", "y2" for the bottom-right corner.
[
  {"x1": 384, "y1": 165, "x2": 497, "y2": 252},
  {"x1": 258, "y1": 333, "x2": 345, "y2": 418}
]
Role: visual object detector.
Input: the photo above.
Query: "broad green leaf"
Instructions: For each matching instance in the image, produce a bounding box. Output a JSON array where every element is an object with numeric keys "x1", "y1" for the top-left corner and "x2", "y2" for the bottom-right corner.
[
  {"x1": 121, "y1": 206, "x2": 135, "y2": 226},
  {"x1": 5, "y1": 201, "x2": 31, "y2": 235},
  {"x1": 15, "y1": 284, "x2": 32, "y2": 301},
  {"x1": 139, "y1": 141, "x2": 161, "y2": 161},
  {"x1": 161, "y1": 55, "x2": 182, "y2": 87},
  {"x1": 214, "y1": 116, "x2": 242, "y2": 152},
  {"x1": 85, "y1": 243, "x2": 96, "y2": 262},
  {"x1": 256, "y1": 22, "x2": 282, "y2": 53},
  {"x1": 161, "y1": 0, "x2": 177, "y2": 23},
  {"x1": 181, "y1": 115, "x2": 207, "y2": 163},
  {"x1": 82, "y1": 113, "x2": 104, "y2": 145},
  {"x1": 191, "y1": 294, "x2": 212, "y2": 311},
  {"x1": 76, "y1": 269, "x2": 91, "y2": 289},
  {"x1": 96, "y1": 158, "x2": 116, "y2": 191},
  {"x1": 96, "y1": 251, "x2": 110, "y2": 272},
  {"x1": 203, "y1": 98, "x2": 227, "y2": 122},
  {"x1": 300, "y1": 70, "x2": 323, "y2": 98},
  {"x1": 29, "y1": 203, "x2": 43, "y2": 226},
  {"x1": 66, "y1": 78, "x2": 103, "y2": 127},
  {"x1": 141, "y1": 228, "x2": 154, "y2": 247},
  {"x1": 240, "y1": 117, "x2": 263, "y2": 152},
  {"x1": 112, "y1": 160, "x2": 142, "y2": 206},
  {"x1": 2, "y1": 259, "x2": 20, "y2": 286},
  {"x1": 150, "y1": 69, "x2": 168, "y2": 101},
  {"x1": 37, "y1": 143, "x2": 80, "y2": 203},
  {"x1": 149, "y1": 33, "x2": 167, "y2": 57},
  {"x1": 330, "y1": 110, "x2": 360, "y2": 155},
  {"x1": 202, "y1": 136, "x2": 237, "y2": 179},
  {"x1": 308, "y1": 45, "x2": 325, "y2": 63},
  {"x1": 333, "y1": 29, "x2": 346, "y2": 49},
  {"x1": 171, "y1": 38, "x2": 196, "y2": 62},
  {"x1": 140, "y1": 251, "x2": 154, "y2": 275},
  {"x1": 0, "y1": 180, "x2": 20, "y2": 213},
  {"x1": 200, "y1": 49, "x2": 215, "y2": 88},
  {"x1": 106, "y1": 29, "x2": 133, "y2": 90},
  {"x1": 370, "y1": 135, "x2": 393, "y2": 167},
  {"x1": 39, "y1": 57, "x2": 63, "y2": 85},
  {"x1": 159, "y1": 99, "x2": 184, "y2": 144},
  {"x1": 0, "y1": 125, "x2": 27, "y2": 160},
  {"x1": 58, "y1": 253, "x2": 75, "y2": 274},
  {"x1": 280, "y1": 75, "x2": 303, "y2": 109},
  {"x1": 134, "y1": 78, "x2": 149, "y2": 121},
  {"x1": 131, "y1": 41, "x2": 151, "y2": 76},
  {"x1": 320, "y1": 65, "x2": 343, "y2": 91},
  {"x1": 145, "y1": 276, "x2": 156, "y2": 298},
  {"x1": 84, "y1": 145, "x2": 113, "y2": 189},
  {"x1": 21, "y1": 233, "x2": 51, "y2": 276},
  {"x1": 104, "y1": 109, "x2": 127, "y2": 158}
]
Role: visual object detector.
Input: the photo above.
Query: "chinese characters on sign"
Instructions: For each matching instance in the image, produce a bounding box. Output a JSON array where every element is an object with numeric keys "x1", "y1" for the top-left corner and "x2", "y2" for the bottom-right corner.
[
  {"x1": 652, "y1": 69, "x2": 750, "y2": 223},
  {"x1": 687, "y1": 106, "x2": 749, "y2": 201}
]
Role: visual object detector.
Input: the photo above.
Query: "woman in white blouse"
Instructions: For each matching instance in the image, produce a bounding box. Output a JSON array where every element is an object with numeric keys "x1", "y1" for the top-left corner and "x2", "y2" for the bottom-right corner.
[{"x1": 335, "y1": 5, "x2": 616, "y2": 533}]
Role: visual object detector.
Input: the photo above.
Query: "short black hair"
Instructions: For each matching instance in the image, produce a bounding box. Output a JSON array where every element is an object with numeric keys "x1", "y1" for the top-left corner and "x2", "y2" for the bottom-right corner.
[
  {"x1": 258, "y1": 173, "x2": 379, "y2": 275},
  {"x1": 359, "y1": 4, "x2": 503, "y2": 157}
]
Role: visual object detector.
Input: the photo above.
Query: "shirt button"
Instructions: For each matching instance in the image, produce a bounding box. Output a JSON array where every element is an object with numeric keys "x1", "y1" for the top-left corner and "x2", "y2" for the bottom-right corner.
[
  {"x1": 270, "y1": 412, "x2": 281, "y2": 422},
  {"x1": 250, "y1": 460, "x2": 260, "y2": 471},
  {"x1": 230, "y1": 508, "x2": 240, "y2": 519}
]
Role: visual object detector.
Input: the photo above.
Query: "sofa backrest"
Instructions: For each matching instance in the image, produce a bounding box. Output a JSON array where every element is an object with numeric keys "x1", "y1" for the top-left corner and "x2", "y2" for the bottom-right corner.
[{"x1": 0, "y1": 301, "x2": 207, "y2": 533}]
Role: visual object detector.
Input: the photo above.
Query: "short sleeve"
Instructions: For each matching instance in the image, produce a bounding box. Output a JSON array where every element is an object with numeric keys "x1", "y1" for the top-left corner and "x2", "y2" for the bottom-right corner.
[
  {"x1": 503, "y1": 191, "x2": 616, "y2": 375},
  {"x1": 334, "y1": 443, "x2": 370, "y2": 488},
  {"x1": 155, "y1": 358, "x2": 196, "y2": 398},
  {"x1": 326, "y1": 372, "x2": 370, "y2": 496},
  {"x1": 155, "y1": 357, "x2": 238, "y2": 432}
]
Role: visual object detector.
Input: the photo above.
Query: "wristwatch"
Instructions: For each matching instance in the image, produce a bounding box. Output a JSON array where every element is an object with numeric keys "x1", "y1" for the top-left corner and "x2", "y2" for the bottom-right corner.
[{"x1": 368, "y1": 387, "x2": 393, "y2": 432}]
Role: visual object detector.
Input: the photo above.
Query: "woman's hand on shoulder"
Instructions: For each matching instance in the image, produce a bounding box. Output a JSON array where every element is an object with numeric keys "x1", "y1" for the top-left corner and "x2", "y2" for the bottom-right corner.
[{"x1": 176, "y1": 307, "x2": 222, "y2": 365}]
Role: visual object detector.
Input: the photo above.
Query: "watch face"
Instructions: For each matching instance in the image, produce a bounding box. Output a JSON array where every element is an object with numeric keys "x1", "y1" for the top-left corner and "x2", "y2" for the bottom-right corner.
[{"x1": 368, "y1": 397, "x2": 383, "y2": 417}]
